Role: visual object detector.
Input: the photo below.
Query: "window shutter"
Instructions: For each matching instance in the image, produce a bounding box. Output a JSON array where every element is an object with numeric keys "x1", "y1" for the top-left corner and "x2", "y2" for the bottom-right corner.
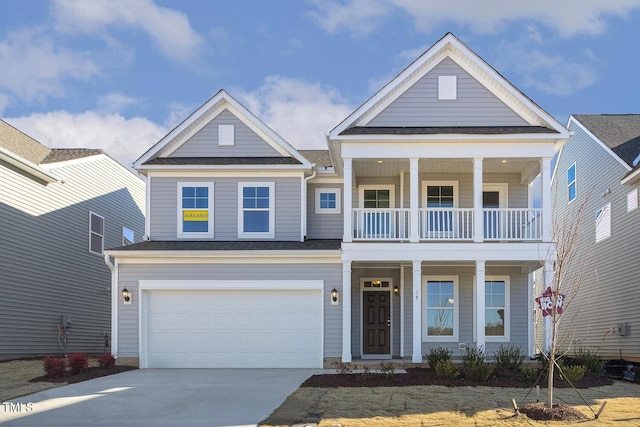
[
  {"x1": 595, "y1": 203, "x2": 611, "y2": 242},
  {"x1": 627, "y1": 189, "x2": 638, "y2": 212}
]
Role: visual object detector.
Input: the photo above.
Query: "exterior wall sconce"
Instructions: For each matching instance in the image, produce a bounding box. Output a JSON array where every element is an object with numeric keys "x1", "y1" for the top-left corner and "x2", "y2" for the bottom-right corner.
[
  {"x1": 330, "y1": 287, "x2": 339, "y2": 305},
  {"x1": 393, "y1": 285, "x2": 400, "y2": 296},
  {"x1": 122, "y1": 288, "x2": 132, "y2": 305}
]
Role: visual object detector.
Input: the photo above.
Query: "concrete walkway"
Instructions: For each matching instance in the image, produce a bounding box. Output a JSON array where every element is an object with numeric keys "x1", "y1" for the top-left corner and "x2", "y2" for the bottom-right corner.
[{"x1": 0, "y1": 368, "x2": 316, "y2": 426}]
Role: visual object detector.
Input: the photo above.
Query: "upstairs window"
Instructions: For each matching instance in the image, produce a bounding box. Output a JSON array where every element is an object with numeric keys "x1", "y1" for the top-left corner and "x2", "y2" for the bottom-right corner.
[
  {"x1": 595, "y1": 203, "x2": 611, "y2": 243},
  {"x1": 89, "y1": 212, "x2": 104, "y2": 255},
  {"x1": 315, "y1": 188, "x2": 341, "y2": 214},
  {"x1": 239, "y1": 182, "x2": 274, "y2": 238},
  {"x1": 568, "y1": 163, "x2": 576, "y2": 202},
  {"x1": 177, "y1": 182, "x2": 214, "y2": 238}
]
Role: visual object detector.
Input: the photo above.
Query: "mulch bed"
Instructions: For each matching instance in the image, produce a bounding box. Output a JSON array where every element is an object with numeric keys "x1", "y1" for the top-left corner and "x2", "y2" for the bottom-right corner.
[
  {"x1": 30, "y1": 365, "x2": 137, "y2": 384},
  {"x1": 520, "y1": 402, "x2": 590, "y2": 422},
  {"x1": 301, "y1": 367, "x2": 613, "y2": 389}
]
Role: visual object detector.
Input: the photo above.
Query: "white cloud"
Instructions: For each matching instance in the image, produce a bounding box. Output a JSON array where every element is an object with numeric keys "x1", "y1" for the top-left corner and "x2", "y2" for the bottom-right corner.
[
  {"x1": 310, "y1": 0, "x2": 640, "y2": 37},
  {"x1": 6, "y1": 111, "x2": 166, "y2": 168},
  {"x1": 0, "y1": 27, "x2": 99, "y2": 110},
  {"x1": 307, "y1": 0, "x2": 390, "y2": 37},
  {"x1": 97, "y1": 92, "x2": 138, "y2": 113},
  {"x1": 52, "y1": 0, "x2": 203, "y2": 62},
  {"x1": 235, "y1": 76, "x2": 354, "y2": 149}
]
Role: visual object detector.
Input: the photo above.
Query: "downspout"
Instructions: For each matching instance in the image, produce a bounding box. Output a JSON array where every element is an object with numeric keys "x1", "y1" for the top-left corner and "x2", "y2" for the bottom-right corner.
[
  {"x1": 104, "y1": 254, "x2": 118, "y2": 359},
  {"x1": 301, "y1": 165, "x2": 317, "y2": 241}
]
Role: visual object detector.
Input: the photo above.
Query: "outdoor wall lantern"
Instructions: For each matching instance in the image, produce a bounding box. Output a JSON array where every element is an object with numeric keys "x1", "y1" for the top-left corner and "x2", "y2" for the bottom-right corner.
[
  {"x1": 393, "y1": 285, "x2": 400, "y2": 296},
  {"x1": 330, "y1": 287, "x2": 339, "y2": 305},
  {"x1": 122, "y1": 288, "x2": 132, "y2": 305}
]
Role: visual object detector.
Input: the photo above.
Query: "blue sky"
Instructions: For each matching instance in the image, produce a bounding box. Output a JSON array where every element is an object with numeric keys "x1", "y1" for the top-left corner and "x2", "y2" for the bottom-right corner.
[{"x1": 1, "y1": 0, "x2": 639, "y2": 167}]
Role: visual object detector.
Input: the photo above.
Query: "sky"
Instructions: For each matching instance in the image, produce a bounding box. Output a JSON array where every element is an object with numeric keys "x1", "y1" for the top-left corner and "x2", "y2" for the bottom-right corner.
[{"x1": 1, "y1": 0, "x2": 640, "y2": 168}]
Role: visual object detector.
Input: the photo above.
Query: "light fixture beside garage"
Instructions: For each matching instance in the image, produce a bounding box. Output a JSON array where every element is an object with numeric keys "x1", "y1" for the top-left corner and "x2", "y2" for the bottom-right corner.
[
  {"x1": 330, "y1": 287, "x2": 339, "y2": 305},
  {"x1": 122, "y1": 288, "x2": 132, "y2": 305}
]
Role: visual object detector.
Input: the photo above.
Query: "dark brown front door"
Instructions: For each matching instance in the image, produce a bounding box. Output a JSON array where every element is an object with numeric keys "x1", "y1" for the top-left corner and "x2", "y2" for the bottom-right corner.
[{"x1": 363, "y1": 291, "x2": 390, "y2": 354}]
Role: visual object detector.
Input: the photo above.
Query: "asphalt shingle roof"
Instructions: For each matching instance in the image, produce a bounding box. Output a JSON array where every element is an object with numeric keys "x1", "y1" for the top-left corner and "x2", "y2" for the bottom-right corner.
[
  {"x1": 339, "y1": 126, "x2": 559, "y2": 136},
  {"x1": 573, "y1": 114, "x2": 640, "y2": 167},
  {"x1": 143, "y1": 157, "x2": 302, "y2": 166},
  {"x1": 42, "y1": 148, "x2": 105, "y2": 164},
  {"x1": 299, "y1": 150, "x2": 332, "y2": 167},
  {"x1": 0, "y1": 119, "x2": 51, "y2": 164},
  {"x1": 107, "y1": 239, "x2": 342, "y2": 252}
]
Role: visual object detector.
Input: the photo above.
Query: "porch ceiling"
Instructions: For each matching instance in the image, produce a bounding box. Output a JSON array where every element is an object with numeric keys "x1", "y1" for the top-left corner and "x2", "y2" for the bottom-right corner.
[
  {"x1": 351, "y1": 260, "x2": 542, "y2": 274},
  {"x1": 353, "y1": 158, "x2": 539, "y2": 177}
]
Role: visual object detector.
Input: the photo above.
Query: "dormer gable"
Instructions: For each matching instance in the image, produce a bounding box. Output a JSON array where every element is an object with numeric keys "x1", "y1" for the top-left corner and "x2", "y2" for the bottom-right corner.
[
  {"x1": 134, "y1": 90, "x2": 312, "y2": 173},
  {"x1": 329, "y1": 33, "x2": 568, "y2": 138}
]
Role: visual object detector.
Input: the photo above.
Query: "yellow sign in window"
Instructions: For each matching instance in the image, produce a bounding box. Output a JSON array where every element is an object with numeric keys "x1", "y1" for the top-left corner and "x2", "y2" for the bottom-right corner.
[{"x1": 183, "y1": 210, "x2": 208, "y2": 221}]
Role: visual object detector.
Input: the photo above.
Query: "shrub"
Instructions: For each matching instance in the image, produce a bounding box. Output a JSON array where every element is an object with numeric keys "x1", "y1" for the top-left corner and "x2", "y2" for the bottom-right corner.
[
  {"x1": 494, "y1": 344, "x2": 524, "y2": 374},
  {"x1": 43, "y1": 356, "x2": 66, "y2": 378},
  {"x1": 435, "y1": 359, "x2": 460, "y2": 379},
  {"x1": 466, "y1": 363, "x2": 494, "y2": 381},
  {"x1": 378, "y1": 361, "x2": 395, "y2": 377},
  {"x1": 98, "y1": 352, "x2": 116, "y2": 369},
  {"x1": 572, "y1": 348, "x2": 603, "y2": 374},
  {"x1": 67, "y1": 353, "x2": 88, "y2": 375},
  {"x1": 424, "y1": 346, "x2": 453, "y2": 370},
  {"x1": 521, "y1": 367, "x2": 540, "y2": 386},
  {"x1": 561, "y1": 365, "x2": 586, "y2": 383}
]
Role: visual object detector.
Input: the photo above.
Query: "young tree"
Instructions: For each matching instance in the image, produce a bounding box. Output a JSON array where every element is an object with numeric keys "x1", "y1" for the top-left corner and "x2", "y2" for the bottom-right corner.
[{"x1": 537, "y1": 190, "x2": 593, "y2": 408}]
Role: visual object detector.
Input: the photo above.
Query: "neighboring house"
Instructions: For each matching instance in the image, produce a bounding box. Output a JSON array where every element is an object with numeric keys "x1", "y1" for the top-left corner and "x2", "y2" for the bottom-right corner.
[
  {"x1": 0, "y1": 119, "x2": 145, "y2": 360},
  {"x1": 543, "y1": 114, "x2": 640, "y2": 362},
  {"x1": 105, "y1": 33, "x2": 569, "y2": 369}
]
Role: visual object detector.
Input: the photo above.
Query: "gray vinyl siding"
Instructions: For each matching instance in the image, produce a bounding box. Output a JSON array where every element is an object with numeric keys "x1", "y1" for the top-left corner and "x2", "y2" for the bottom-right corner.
[
  {"x1": 170, "y1": 109, "x2": 282, "y2": 158},
  {"x1": 552, "y1": 121, "x2": 640, "y2": 361},
  {"x1": 350, "y1": 264, "x2": 528, "y2": 360},
  {"x1": 307, "y1": 183, "x2": 343, "y2": 239},
  {"x1": 368, "y1": 58, "x2": 528, "y2": 127},
  {"x1": 0, "y1": 156, "x2": 145, "y2": 359},
  {"x1": 116, "y1": 262, "x2": 342, "y2": 358},
  {"x1": 396, "y1": 172, "x2": 528, "y2": 208},
  {"x1": 150, "y1": 176, "x2": 301, "y2": 241}
]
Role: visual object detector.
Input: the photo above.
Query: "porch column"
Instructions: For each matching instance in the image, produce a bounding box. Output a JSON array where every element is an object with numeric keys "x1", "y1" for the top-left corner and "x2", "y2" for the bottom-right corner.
[
  {"x1": 343, "y1": 158, "x2": 353, "y2": 243},
  {"x1": 475, "y1": 260, "x2": 486, "y2": 349},
  {"x1": 543, "y1": 260, "x2": 554, "y2": 353},
  {"x1": 342, "y1": 261, "x2": 352, "y2": 362},
  {"x1": 412, "y1": 260, "x2": 422, "y2": 362},
  {"x1": 409, "y1": 158, "x2": 420, "y2": 242},
  {"x1": 541, "y1": 157, "x2": 552, "y2": 242},
  {"x1": 473, "y1": 158, "x2": 484, "y2": 242}
]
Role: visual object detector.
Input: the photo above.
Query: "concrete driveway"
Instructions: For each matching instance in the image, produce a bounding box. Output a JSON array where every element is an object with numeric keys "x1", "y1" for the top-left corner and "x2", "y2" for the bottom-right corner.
[{"x1": 0, "y1": 368, "x2": 316, "y2": 426}]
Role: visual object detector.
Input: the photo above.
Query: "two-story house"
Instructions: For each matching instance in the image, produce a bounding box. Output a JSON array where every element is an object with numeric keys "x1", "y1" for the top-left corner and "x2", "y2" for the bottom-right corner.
[
  {"x1": 105, "y1": 33, "x2": 569, "y2": 369},
  {"x1": 544, "y1": 114, "x2": 640, "y2": 363},
  {"x1": 0, "y1": 119, "x2": 145, "y2": 359}
]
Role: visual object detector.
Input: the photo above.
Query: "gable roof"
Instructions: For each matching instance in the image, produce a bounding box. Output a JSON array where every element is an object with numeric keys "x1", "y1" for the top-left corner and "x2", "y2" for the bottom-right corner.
[
  {"x1": 42, "y1": 148, "x2": 105, "y2": 164},
  {"x1": 571, "y1": 114, "x2": 640, "y2": 168},
  {"x1": 0, "y1": 119, "x2": 51, "y2": 164},
  {"x1": 299, "y1": 150, "x2": 332, "y2": 167},
  {"x1": 329, "y1": 33, "x2": 568, "y2": 139},
  {"x1": 134, "y1": 89, "x2": 312, "y2": 171}
]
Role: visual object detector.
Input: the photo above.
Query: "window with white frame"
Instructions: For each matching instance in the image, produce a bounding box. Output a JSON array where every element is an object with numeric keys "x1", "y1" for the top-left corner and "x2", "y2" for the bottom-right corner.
[
  {"x1": 568, "y1": 163, "x2": 576, "y2": 202},
  {"x1": 239, "y1": 182, "x2": 275, "y2": 238},
  {"x1": 595, "y1": 203, "x2": 611, "y2": 242},
  {"x1": 315, "y1": 188, "x2": 341, "y2": 214},
  {"x1": 122, "y1": 227, "x2": 134, "y2": 245},
  {"x1": 177, "y1": 182, "x2": 214, "y2": 238},
  {"x1": 89, "y1": 212, "x2": 104, "y2": 255},
  {"x1": 627, "y1": 189, "x2": 638, "y2": 212},
  {"x1": 423, "y1": 276, "x2": 458, "y2": 341},
  {"x1": 485, "y1": 277, "x2": 510, "y2": 340}
]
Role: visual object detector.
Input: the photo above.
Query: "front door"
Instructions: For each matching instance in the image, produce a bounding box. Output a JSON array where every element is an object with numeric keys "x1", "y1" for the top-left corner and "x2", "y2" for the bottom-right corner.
[{"x1": 362, "y1": 291, "x2": 390, "y2": 355}]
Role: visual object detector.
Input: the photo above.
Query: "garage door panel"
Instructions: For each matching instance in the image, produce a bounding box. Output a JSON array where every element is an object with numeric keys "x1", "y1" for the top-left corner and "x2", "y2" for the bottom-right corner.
[{"x1": 144, "y1": 289, "x2": 322, "y2": 368}]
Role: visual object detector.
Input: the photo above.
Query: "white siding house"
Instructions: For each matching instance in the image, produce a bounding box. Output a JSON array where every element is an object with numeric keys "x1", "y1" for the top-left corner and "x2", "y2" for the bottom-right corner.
[{"x1": 106, "y1": 33, "x2": 569, "y2": 368}]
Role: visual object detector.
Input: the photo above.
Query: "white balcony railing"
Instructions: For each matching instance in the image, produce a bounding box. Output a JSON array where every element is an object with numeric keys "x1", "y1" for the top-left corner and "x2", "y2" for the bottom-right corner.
[
  {"x1": 419, "y1": 208, "x2": 474, "y2": 240},
  {"x1": 353, "y1": 208, "x2": 410, "y2": 240},
  {"x1": 482, "y1": 208, "x2": 542, "y2": 241},
  {"x1": 350, "y1": 208, "x2": 543, "y2": 241}
]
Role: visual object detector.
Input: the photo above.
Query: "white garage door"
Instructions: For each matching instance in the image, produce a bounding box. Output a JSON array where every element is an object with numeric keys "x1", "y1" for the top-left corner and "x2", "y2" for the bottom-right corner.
[{"x1": 143, "y1": 288, "x2": 322, "y2": 368}]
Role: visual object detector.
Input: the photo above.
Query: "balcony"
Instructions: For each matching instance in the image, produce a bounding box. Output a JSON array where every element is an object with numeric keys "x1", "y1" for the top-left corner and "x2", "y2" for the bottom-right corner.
[{"x1": 352, "y1": 208, "x2": 542, "y2": 241}]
